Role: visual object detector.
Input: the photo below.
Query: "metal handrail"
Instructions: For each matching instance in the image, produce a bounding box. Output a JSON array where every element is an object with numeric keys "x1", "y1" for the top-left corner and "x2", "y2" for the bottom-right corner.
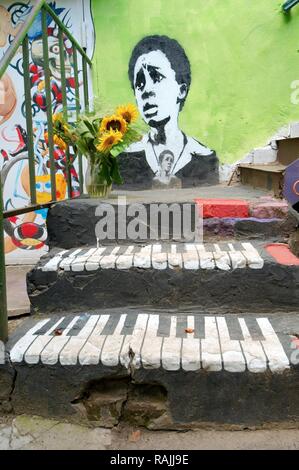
[
  {"x1": 0, "y1": 0, "x2": 92, "y2": 341},
  {"x1": 0, "y1": 0, "x2": 91, "y2": 79},
  {"x1": 282, "y1": 0, "x2": 299, "y2": 12}
]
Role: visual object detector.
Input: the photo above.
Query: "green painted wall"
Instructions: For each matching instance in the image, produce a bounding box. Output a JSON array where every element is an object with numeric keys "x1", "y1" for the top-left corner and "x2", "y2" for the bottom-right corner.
[{"x1": 92, "y1": 0, "x2": 299, "y2": 164}]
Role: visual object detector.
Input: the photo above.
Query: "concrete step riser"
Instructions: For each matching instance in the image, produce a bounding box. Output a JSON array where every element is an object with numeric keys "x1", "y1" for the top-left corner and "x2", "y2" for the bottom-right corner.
[
  {"x1": 47, "y1": 201, "x2": 296, "y2": 248},
  {"x1": 28, "y1": 264, "x2": 298, "y2": 314},
  {"x1": 2, "y1": 364, "x2": 297, "y2": 429}
]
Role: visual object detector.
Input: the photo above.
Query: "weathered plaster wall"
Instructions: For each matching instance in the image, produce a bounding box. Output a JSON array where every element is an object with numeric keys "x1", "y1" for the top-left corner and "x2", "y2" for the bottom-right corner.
[{"x1": 92, "y1": 0, "x2": 299, "y2": 164}]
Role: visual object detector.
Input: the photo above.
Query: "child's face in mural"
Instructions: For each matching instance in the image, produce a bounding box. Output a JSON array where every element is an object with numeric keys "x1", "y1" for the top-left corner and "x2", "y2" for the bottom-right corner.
[
  {"x1": 161, "y1": 152, "x2": 174, "y2": 175},
  {"x1": 133, "y1": 50, "x2": 187, "y2": 126}
]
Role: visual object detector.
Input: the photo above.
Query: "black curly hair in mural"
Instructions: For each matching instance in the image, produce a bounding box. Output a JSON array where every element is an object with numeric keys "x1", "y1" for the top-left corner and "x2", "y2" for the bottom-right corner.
[{"x1": 128, "y1": 35, "x2": 191, "y2": 110}]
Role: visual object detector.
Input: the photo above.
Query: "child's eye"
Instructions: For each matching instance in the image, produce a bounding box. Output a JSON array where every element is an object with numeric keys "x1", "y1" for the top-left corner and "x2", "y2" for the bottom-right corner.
[
  {"x1": 45, "y1": 182, "x2": 52, "y2": 191},
  {"x1": 135, "y1": 69, "x2": 145, "y2": 91},
  {"x1": 150, "y1": 69, "x2": 165, "y2": 84},
  {"x1": 36, "y1": 183, "x2": 41, "y2": 190}
]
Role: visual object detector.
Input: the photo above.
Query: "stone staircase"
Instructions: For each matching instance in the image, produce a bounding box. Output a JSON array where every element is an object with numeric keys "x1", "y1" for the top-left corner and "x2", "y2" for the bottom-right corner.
[{"x1": 1, "y1": 191, "x2": 299, "y2": 429}]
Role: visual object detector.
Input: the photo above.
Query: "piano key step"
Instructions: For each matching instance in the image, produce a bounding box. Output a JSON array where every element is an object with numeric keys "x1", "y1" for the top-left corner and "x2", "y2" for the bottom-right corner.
[
  {"x1": 7, "y1": 312, "x2": 296, "y2": 374},
  {"x1": 41, "y1": 242, "x2": 265, "y2": 273},
  {"x1": 5, "y1": 311, "x2": 299, "y2": 428},
  {"x1": 28, "y1": 240, "x2": 299, "y2": 314}
]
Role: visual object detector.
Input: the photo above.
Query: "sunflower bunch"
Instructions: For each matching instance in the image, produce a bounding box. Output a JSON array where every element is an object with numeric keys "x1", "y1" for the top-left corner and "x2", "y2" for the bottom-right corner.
[
  {"x1": 74, "y1": 104, "x2": 141, "y2": 185},
  {"x1": 52, "y1": 104, "x2": 142, "y2": 187},
  {"x1": 97, "y1": 104, "x2": 139, "y2": 155}
]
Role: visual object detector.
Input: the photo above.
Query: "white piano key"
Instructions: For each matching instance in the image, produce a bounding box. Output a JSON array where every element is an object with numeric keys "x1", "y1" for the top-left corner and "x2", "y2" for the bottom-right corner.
[
  {"x1": 141, "y1": 315, "x2": 163, "y2": 369},
  {"x1": 238, "y1": 318, "x2": 267, "y2": 373},
  {"x1": 24, "y1": 317, "x2": 67, "y2": 365},
  {"x1": 120, "y1": 314, "x2": 149, "y2": 368},
  {"x1": 116, "y1": 246, "x2": 134, "y2": 270},
  {"x1": 183, "y1": 244, "x2": 199, "y2": 270},
  {"x1": 101, "y1": 315, "x2": 127, "y2": 367},
  {"x1": 42, "y1": 251, "x2": 68, "y2": 272},
  {"x1": 85, "y1": 247, "x2": 106, "y2": 271},
  {"x1": 162, "y1": 316, "x2": 182, "y2": 371},
  {"x1": 182, "y1": 316, "x2": 201, "y2": 371},
  {"x1": 10, "y1": 319, "x2": 51, "y2": 363},
  {"x1": 168, "y1": 244, "x2": 183, "y2": 270},
  {"x1": 134, "y1": 245, "x2": 152, "y2": 269},
  {"x1": 216, "y1": 317, "x2": 246, "y2": 372},
  {"x1": 242, "y1": 243, "x2": 264, "y2": 269},
  {"x1": 196, "y1": 244, "x2": 215, "y2": 270},
  {"x1": 59, "y1": 316, "x2": 100, "y2": 365},
  {"x1": 71, "y1": 248, "x2": 98, "y2": 272},
  {"x1": 228, "y1": 244, "x2": 247, "y2": 269},
  {"x1": 257, "y1": 318, "x2": 290, "y2": 372},
  {"x1": 201, "y1": 317, "x2": 222, "y2": 371},
  {"x1": 79, "y1": 315, "x2": 110, "y2": 365},
  {"x1": 213, "y1": 244, "x2": 231, "y2": 271},
  {"x1": 151, "y1": 244, "x2": 167, "y2": 270},
  {"x1": 40, "y1": 316, "x2": 80, "y2": 365},
  {"x1": 100, "y1": 247, "x2": 120, "y2": 269},
  {"x1": 60, "y1": 249, "x2": 83, "y2": 271}
]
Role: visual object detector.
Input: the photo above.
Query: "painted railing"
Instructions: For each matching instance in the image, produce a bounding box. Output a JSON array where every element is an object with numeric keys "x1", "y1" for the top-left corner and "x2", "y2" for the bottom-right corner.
[
  {"x1": 0, "y1": 0, "x2": 92, "y2": 341},
  {"x1": 282, "y1": 0, "x2": 299, "y2": 12}
]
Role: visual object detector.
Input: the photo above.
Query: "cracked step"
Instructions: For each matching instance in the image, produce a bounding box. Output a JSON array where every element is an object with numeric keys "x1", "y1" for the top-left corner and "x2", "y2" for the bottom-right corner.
[{"x1": 1, "y1": 309, "x2": 298, "y2": 428}]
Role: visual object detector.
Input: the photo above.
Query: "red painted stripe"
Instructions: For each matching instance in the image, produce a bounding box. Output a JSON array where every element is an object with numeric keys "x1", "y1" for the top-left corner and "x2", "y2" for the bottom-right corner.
[
  {"x1": 265, "y1": 243, "x2": 299, "y2": 266},
  {"x1": 195, "y1": 199, "x2": 249, "y2": 219}
]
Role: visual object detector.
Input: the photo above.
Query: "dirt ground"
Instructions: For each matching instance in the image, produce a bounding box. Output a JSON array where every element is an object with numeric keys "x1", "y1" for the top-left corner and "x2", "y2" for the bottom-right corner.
[{"x1": 0, "y1": 415, "x2": 298, "y2": 450}]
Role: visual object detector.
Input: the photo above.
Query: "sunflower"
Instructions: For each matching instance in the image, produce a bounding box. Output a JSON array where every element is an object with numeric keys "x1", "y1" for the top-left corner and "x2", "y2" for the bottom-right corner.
[
  {"x1": 100, "y1": 114, "x2": 127, "y2": 135},
  {"x1": 116, "y1": 104, "x2": 138, "y2": 124},
  {"x1": 97, "y1": 130, "x2": 123, "y2": 153}
]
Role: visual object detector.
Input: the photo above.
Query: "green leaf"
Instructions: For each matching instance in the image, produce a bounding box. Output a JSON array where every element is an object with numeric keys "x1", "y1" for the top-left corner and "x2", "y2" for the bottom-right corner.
[{"x1": 111, "y1": 158, "x2": 123, "y2": 185}]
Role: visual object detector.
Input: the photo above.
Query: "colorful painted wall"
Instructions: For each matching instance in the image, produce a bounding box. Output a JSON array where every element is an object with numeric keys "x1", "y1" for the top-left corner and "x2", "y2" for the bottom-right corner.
[
  {"x1": 0, "y1": 0, "x2": 94, "y2": 263},
  {"x1": 92, "y1": 0, "x2": 299, "y2": 166}
]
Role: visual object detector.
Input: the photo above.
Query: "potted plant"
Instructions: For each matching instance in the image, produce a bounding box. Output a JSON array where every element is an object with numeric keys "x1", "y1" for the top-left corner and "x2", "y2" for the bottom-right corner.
[{"x1": 52, "y1": 104, "x2": 141, "y2": 197}]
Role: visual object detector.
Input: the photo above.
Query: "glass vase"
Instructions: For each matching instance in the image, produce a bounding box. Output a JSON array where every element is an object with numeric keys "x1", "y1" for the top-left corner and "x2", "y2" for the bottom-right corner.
[{"x1": 85, "y1": 161, "x2": 112, "y2": 198}]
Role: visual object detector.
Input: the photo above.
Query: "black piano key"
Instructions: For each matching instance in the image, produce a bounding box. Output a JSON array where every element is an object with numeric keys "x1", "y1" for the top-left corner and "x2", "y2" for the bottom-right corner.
[
  {"x1": 116, "y1": 245, "x2": 130, "y2": 255},
  {"x1": 225, "y1": 315, "x2": 244, "y2": 341},
  {"x1": 34, "y1": 316, "x2": 65, "y2": 336},
  {"x1": 101, "y1": 314, "x2": 121, "y2": 336},
  {"x1": 244, "y1": 317, "x2": 266, "y2": 341},
  {"x1": 194, "y1": 315, "x2": 206, "y2": 339},
  {"x1": 98, "y1": 245, "x2": 115, "y2": 256},
  {"x1": 176, "y1": 316, "x2": 188, "y2": 338},
  {"x1": 157, "y1": 315, "x2": 171, "y2": 337},
  {"x1": 67, "y1": 314, "x2": 90, "y2": 337},
  {"x1": 120, "y1": 313, "x2": 139, "y2": 336}
]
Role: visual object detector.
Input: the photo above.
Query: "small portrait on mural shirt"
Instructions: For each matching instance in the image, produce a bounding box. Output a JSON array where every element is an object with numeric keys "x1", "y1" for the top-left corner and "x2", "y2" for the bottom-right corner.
[{"x1": 118, "y1": 35, "x2": 219, "y2": 189}]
